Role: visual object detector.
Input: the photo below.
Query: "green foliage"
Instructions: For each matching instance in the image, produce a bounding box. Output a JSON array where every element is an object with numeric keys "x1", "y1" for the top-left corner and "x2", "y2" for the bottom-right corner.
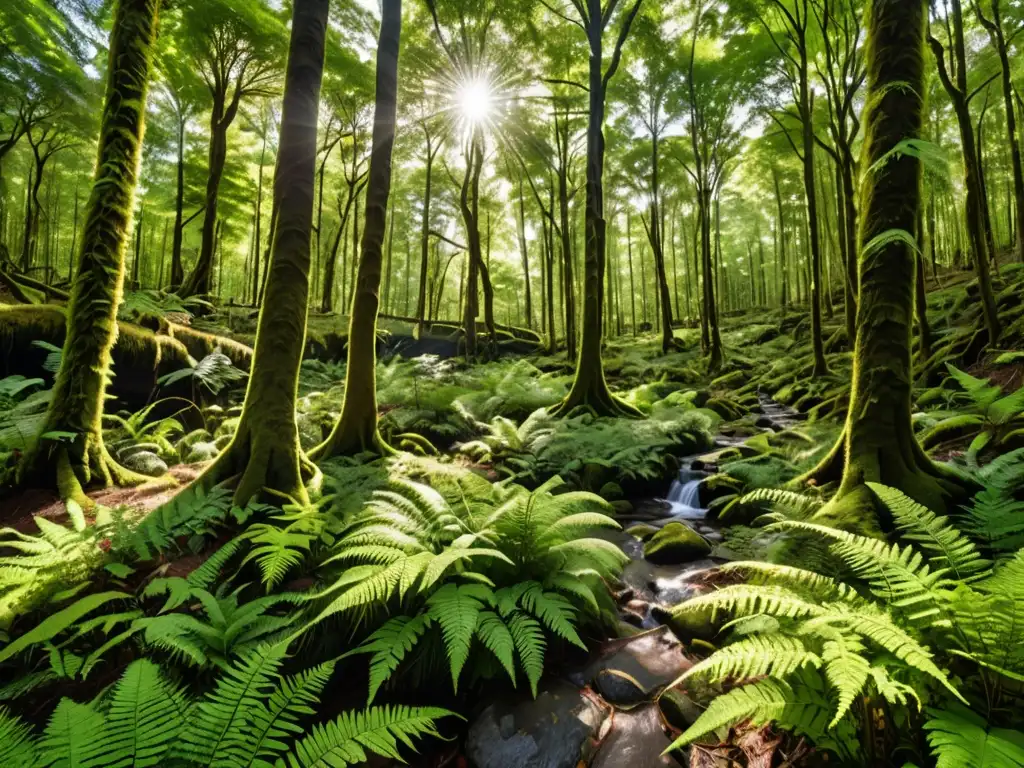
[
  {"x1": 664, "y1": 480, "x2": 1024, "y2": 762},
  {"x1": 922, "y1": 705, "x2": 1024, "y2": 768},
  {"x1": 302, "y1": 475, "x2": 623, "y2": 700},
  {"x1": 158, "y1": 350, "x2": 248, "y2": 397},
  {"x1": 0, "y1": 648, "x2": 453, "y2": 768}
]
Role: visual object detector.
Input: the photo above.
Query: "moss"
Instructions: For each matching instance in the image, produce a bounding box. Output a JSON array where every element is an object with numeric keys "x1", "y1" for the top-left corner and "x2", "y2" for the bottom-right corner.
[
  {"x1": 699, "y1": 473, "x2": 744, "y2": 505},
  {"x1": 625, "y1": 523, "x2": 659, "y2": 541},
  {"x1": 643, "y1": 522, "x2": 712, "y2": 564}
]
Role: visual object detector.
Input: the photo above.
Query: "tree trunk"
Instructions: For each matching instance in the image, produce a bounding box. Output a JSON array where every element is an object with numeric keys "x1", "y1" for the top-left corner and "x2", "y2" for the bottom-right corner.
[
  {"x1": 180, "y1": 114, "x2": 229, "y2": 297},
  {"x1": 517, "y1": 177, "x2": 532, "y2": 329},
  {"x1": 321, "y1": 185, "x2": 354, "y2": 312},
  {"x1": 170, "y1": 116, "x2": 186, "y2": 289},
  {"x1": 314, "y1": 0, "x2": 401, "y2": 459},
  {"x1": 17, "y1": 0, "x2": 161, "y2": 506},
  {"x1": 415, "y1": 141, "x2": 434, "y2": 336},
  {"x1": 807, "y1": 0, "x2": 966, "y2": 528}
]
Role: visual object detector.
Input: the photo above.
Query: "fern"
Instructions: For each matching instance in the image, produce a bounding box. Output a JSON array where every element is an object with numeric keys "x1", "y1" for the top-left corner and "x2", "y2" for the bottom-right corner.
[
  {"x1": 868, "y1": 483, "x2": 991, "y2": 579},
  {"x1": 0, "y1": 707, "x2": 37, "y2": 765},
  {"x1": 101, "y1": 659, "x2": 187, "y2": 768},
  {"x1": 671, "y1": 635, "x2": 820, "y2": 687},
  {"x1": 278, "y1": 705, "x2": 455, "y2": 768},
  {"x1": 345, "y1": 615, "x2": 433, "y2": 704},
  {"x1": 35, "y1": 698, "x2": 108, "y2": 768},
  {"x1": 508, "y1": 610, "x2": 546, "y2": 697},
  {"x1": 426, "y1": 584, "x2": 490, "y2": 691},
  {"x1": 923, "y1": 705, "x2": 1024, "y2": 768}
]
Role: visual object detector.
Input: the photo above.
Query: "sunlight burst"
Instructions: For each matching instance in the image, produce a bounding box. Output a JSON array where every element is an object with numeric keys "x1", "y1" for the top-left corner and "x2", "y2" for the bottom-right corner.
[{"x1": 455, "y1": 79, "x2": 493, "y2": 127}]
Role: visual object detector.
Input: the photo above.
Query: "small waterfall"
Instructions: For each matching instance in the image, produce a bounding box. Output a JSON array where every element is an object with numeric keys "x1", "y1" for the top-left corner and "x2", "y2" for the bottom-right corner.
[{"x1": 665, "y1": 469, "x2": 705, "y2": 520}]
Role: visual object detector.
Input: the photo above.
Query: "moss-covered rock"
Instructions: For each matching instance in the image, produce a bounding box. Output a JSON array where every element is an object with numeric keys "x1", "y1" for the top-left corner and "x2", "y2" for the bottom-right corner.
[
  {"x1": 698, "y1": 473, "x2": 743, "y2": 506},
  {"x1": 626, "y1": 523, "x2": 660, "y2": 541},
  {"x1": 643, "y1": 522, "x2": 712, "y2": 565}
]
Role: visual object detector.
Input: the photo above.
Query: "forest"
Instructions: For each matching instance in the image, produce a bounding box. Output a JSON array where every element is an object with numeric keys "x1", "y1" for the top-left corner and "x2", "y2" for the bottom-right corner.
[{"x1": 1, "y1": 0, "x2": 1023, "y2": 765}]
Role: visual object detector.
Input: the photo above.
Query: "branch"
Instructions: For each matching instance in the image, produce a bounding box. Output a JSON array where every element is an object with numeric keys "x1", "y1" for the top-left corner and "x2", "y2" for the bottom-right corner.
[
  {"x1": 182, "y1": 205, "x2": 206, "y2": 228},
  {"x1": 542, "y1": 77, "x2": 589, "y2": 92},
  {"x1": 927, "y1": 34, "x2": 961, "y2": 100},
  {"x1": 967, "y1": 71, "x2": 1000, "y2": 104},
  {"x1": 766, "y1": 111, "x2": 804, "y2": 161},
  {"x1": 538, "y1": 0, "x2": 586, "y2": 31},
  {"x1": 430, "y1": 230, "x2": 468, "y2": 251},
  {"x1": 603, "y1": 0, "x2": 643, "y2": 91}
]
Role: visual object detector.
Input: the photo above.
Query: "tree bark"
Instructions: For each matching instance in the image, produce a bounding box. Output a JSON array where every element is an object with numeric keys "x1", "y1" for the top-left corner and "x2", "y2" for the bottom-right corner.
[
  {"x1": 314, "y1": 0, "x2": 401, "y2": 459},
  {"x1": 17, "y1": 0, "x2": 161, "y2": 505},
  {"x1": 806, "y1": 0, "x2": 967, "y2": 528}
]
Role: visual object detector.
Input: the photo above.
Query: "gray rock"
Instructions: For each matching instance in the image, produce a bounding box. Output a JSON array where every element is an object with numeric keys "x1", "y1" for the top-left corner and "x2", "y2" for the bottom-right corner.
[
  {"x1": 580, "y1": 626, "x2": 693, "y2": 706},
  {"x1": 120, "y1": 450, "x2": 168, "y2": 477},
  {"x1": 589, "y1": 703, "x2": 684, "y2": 768},
  {"x1": 465, "y1": 681, "x2": 608, "y2": 768}
]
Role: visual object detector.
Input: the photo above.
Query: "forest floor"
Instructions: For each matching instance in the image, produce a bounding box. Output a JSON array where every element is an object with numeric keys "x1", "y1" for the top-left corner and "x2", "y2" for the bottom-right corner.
[{"x1": 2, "y1": 259, "x2": 1023, "y2": 766}]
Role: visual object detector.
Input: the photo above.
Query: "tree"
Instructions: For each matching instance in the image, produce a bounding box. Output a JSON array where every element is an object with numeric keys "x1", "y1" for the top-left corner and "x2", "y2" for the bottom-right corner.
[
  {"x1": 16, "y1": 0, "x2": 162, "y2": 505},
  {"x1": 544, "y1": 0, "x2": 644, "y2": 417},
  {"x1": 805, "y1": 0, "x2": 966, "y2": 528},
  {"x1": 746, "y1": 0, "x2": 829, "y2": 376},
  {"x1": 927, "y1": 0, "x2": 1001, "y2": 344},
  {"x1": 973, "y1": 0, "x2": 1024, "y2": 265},
  {"x1": 313, "y1": 0, "x2": 402, "y2": 459},
  {"x1": 177, "y1": 0, "x2": 282, "y2": 298},
  {"x1": 193, "y1": 0, "x2": 330, "y2": 504}
]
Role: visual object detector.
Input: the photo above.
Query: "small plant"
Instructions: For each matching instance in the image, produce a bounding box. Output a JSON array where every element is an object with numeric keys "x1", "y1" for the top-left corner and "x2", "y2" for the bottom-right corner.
[{"x1": 662, "y1": 477, "x2": 1024, "y2": 765}]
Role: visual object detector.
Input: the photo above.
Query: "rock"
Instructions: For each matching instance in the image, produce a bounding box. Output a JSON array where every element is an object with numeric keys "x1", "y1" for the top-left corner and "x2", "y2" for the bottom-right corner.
[
  {"x1": 120, "y1": 450, "x2": 168, "y2": 477},
  {"x1": 465, "y1": 681, "x2": 608, "y2": 768},
  {"x1": 659, "y1": 689, "x2": 702, "y2": 731},
  {"x1": 581, "y1": 626, "x2": 693, "y2": 706},
  {"x1": 698, "y1": 474, "x2": 744, "y2": 507},
  {"x1": 589, "y1": 703, "x2": 683, "y2": 768},
  {"x1": 184, "y1": 441, "x2": 219, "y2": 463},
  {"x1": 644, "y1": 523, "x2": 712, "y2": 565},
  {"x1": 620, "y1": 600, "x2": 649, "y2": 628},
  {"x1": 611, "y1": 499, "x2": 634, "y2": 515},
  {"x1": 754, "y1": 415, "x2": 778, "y2": 430},
  {"x1": 626, "y1": 523, "x2": 660, "y2": 541},
  {"x1": 651, "y1": 603, "x2": 722, "y2": 643}
]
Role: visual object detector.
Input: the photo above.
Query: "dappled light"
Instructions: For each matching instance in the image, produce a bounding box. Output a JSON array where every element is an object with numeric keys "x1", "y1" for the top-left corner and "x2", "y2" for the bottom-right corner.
[{"x1": 1, "y1": 0, "x2": 1023, "y2": 766}]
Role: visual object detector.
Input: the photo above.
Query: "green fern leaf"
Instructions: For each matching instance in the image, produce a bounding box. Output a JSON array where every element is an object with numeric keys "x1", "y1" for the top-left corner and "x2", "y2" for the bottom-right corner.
[
  {"x1": 508, "y1": 610, "x2": 546, "y2": 697},
  {"x1": 519, "y1": 584, "x2": 585, "y2": 650},
  {"x1": 279, "y1": 705, "x2": 455, "y2": 768},
  {"x1": 818, "y1": 634, "x2": 871, "y2": 727},
  {"x1": 101, "y1": 659, "x2": 188, "y2": 768},
  {"x1": 346, "y1": 615, "x2": 433, "y2": 704},
  {"x1": 243, "y1": 660, "x2": 335, "y2": 768},
  {"x1": 0, "y1": 591, "x2": 128, "y2": 664},
  {"x1": 670, "y1": 635, "x2": 819, "y2": 689},
  {"x1": 475, "y1": 611, "x2": 517, "y2": 684},
  {"x1": 671, "y1": 584, "x2": 826, "y2": 621},
  {"x1": 923, "y1": 704, "x2": 1024, "y2": 768},
  {"x1": 426, "y1": 584, "x2": 489, "y2": 691},
  {"x1": 867, "y1": 484, "x2": 990, "y2": 579},
  {"x1": 0, "y1": 706, "x2": 37, "y2": 765},
  {"x1": 35, "y1": 698, "x2": 108, "y2": 768}
]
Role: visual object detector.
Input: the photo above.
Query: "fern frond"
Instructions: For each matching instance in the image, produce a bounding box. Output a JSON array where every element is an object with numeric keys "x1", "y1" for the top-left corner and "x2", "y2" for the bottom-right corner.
[
  {"x1": 101, "y1": 659, "x2": 188, "y2": 768},
  {"x1": 346, "y1": 615, "x2": 433, "y2": 704},
  {"x1": 0, "y1": 591, "x2": 128, "y2": 664},
  {"x1": 519, "y1": 584, "x2": 585, "y2": 650},
  {"x1": 738, "y1": 487, "x2": 824, "y2": 520},
  {"x1": 475, "y1": 611, "x2": 517, "y2": 685},
  {"x1": 0, "y1": 706, "x2": 37, "y2": 765},
  {"x1": 671, "y1": 585, "x2": 827, "y2": 621},
  {"x1": 671, "y1": 635, "x2": 819, "y2": 688},
  {"x1": 818, "y1": 633, "x2": 871, "y2": 727},
  {"x1": 242, "y1": 660, "x2": 335, "y2": 768},
  {"x1": 176, "y1": 645, "x2": 286, "y2": 764},
  {"x1": 508, "y1": 610, "x2": 546, "y2": 697},
  {"x1": 923, "y1": 704, "x2": 1024, "y2": 768},
  {"x1": 720, "y1": 561, "x2": 858, "y2": 601},
  {"x1": 426, "y1": 584, "x2": 490, "y2": 691},
  {"x1": 279, "y1": 705, "x2": 455, "y2": 768},
  {"x1": 868, "y1": 484, "x2": 991, "y2": 579},
  {"x1": 35, "y1": 699, "x2": 108, "y2": 768}
]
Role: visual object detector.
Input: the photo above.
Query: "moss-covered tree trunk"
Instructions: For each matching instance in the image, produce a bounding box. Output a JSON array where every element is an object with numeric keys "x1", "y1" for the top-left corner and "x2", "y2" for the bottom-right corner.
[
  {"x1": 313, "y1": 0, "x2": 401, "y2": 459},
  {"x1": 415, "y1": 130, "x2": 438, "y2": 337},
  {"x1": 169, "y1": 115, "x2": 187, "y2": 289},
  {"x1": 805, "y1": 0, "x2": 965, "y2": 527},
  {"x1": 196, "y1": 0, "x2": 328, "y2": 505},
  {"x1": 16, "y1": 0, "x2": 160, "y2": 505}
]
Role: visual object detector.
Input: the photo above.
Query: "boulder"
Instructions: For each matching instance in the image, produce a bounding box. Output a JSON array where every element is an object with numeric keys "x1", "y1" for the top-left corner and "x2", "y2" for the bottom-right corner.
[
  {"x1": 465, "y1": 681, "x2": 608, "y2": 768},
  {"x1": 589, "y1": 703, "x2": 683, "y2": 768},
  {"x1": 644, "y1": 523, "x2": 712, "y2": 565},
  {"x1": 651, "y1": 603, "x2": 722, "y2": 644},
  {"x1": 580, "y1": 626, "x2": 693, "y2": 707},
  {"x1": 626, "y1": 523, "x2": 660, "y2": 541}
]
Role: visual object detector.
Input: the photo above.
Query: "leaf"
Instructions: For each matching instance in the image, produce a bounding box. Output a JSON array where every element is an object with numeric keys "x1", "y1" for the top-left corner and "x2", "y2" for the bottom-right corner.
[
  {"x1": 0, "y1": 592, "x2": 127, "y2": 663},
  {"x1": 426, "y1": 584, "x2": 487, "y2": 692}
]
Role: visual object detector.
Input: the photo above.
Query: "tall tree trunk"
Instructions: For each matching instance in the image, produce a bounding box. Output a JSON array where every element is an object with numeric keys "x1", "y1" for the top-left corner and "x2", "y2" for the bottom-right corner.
[
  {"x1": 773, "y1": 167, "x2": 789, "y2": 316},
  {"x1": 314, "y1": 0, "x2": 401, "y2": 458},
  {"x1": 17, "y1": 0, "x2": 161, "y2": 506},
  {"x1": 321, "y1": 185, "x2": 354, "y2": 312},
  {"x1": 415, "y1": 140, "x2": 435, "y2": 336},
  {"x1": 807, "y1": 0, "x2": 966, "y2": 527},
  {"x1": 198, "y1": 0, "x2": 328, "y2": 504},
  {"x1": 517, "y1": 177, "x2": 532, "y2": 329},
  {"x1": 180, "y1": 114, "x2": 229, "y2": 297},
  {"x1": 170, "y1": 116, "x2": 187, "y2": 289}
]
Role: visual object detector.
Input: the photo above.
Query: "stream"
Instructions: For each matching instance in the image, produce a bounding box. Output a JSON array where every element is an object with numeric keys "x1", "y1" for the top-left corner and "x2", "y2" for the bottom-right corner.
[{"x1": 463, "y1": 396, "x2": 804, "y2": 768}]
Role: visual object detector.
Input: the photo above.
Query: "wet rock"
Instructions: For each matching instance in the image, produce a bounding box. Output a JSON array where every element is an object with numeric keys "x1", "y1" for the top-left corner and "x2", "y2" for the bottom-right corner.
[
  {"x1": 644, "y1": 522, "x2": 712, "y2": 565},
  {"x1": 465, "y1": 681, "x2": 608, "y2": 768},
  {"x1": 626, "y1": 523, "x2": 660, "y2": 541},
  {"x1": 620, "y1": 600, "x2": 650, "y2": 628},
  {"x1": 754, "y1": 415, "x2": 780, "y2": 431},
  {"x1": 651, "y1": 603, "x2": 722, "y2": 644},
  {"x1": 698, "y1": 474, "x2": 744, "y2": 507},
  {"x1": 589, "y1": 703, "x2": 683, "y2": 768},
  {"x1": 659, "y1": 689, "x2": 702, "y2": 730},
  {"x1": 580, "y1": 626, "x2": 693, "y2": 706}
]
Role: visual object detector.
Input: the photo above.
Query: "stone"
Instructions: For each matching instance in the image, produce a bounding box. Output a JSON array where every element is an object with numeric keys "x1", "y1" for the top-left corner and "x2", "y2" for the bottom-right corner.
[
  {"x1": 659, "y1": 689, "x2": 702, "y2": 730},
  {"x1": 644, "y1": 523, "x2": 712, "y2": 565},
  {"x1": 651, "y1": 603, "x2": 722, "y2": 644},
  {"x1": 465, "y1": 681, "x2": 608, "y2": 768},
  {"x1": 589, "y1": 703, "x2": 683, "y2": 768},
  {"x1": 754, "y1": 415, "x2": 779, "y2": 431},
  {"x1": 580, "y1": 626, "x2": 693, "y2": 706},
  {"x1": 626, "y1": 523, "x2": 660, "y2": 541}
]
